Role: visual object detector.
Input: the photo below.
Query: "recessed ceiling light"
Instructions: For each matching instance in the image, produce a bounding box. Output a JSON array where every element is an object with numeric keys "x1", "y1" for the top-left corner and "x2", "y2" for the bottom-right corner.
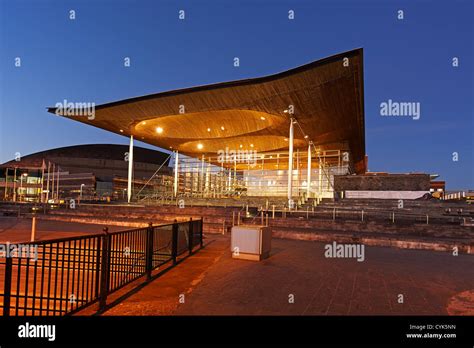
[
  {"x1": 250, "y1": 144, "x2": 254, "y2": 148},
  {"x1": 283, "y1": 109, "x2": 289, "y2": 113},
  {"x1": 142, "y1": 121, "x2": 147, "y2": 125},
  {"x1": 304, "y1": 135, "x2": 309, "y2": 139},
  {"x1": 156, "y1": 127, "x2": 163, "y2": 134},
  {"x1": 119, "y1": 129, "x2": 124, "y2": 133},
  {"x1": 197, "y1": 143, "x2": 203, "y2": 150},
  {"x1": 207, "y1": 128, "x2": 211, "y2": 132},
  {"x1": 239, "y1": 144, "x2": 243, "y2": 148},
  {"x1": 260, "y1": 116, "x2": 266, "y2": 120},
  {"x1": 284, "y1": 138, "x2": 288, "y2": 141},
  {"x1": 221, "y1": 126, "x2": 225, "y2": 131}
]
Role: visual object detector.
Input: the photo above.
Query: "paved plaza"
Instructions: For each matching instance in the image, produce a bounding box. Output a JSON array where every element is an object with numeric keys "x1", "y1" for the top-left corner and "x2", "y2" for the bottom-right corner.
[{"x1": 103, "y1": 234, "x2": 474, "y2": 316}]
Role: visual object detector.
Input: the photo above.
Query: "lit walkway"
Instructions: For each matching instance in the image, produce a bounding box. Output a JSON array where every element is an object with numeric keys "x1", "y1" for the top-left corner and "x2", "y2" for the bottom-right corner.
[{"x1": 102, "y1": 234, "x2": 474, "y2": 315}]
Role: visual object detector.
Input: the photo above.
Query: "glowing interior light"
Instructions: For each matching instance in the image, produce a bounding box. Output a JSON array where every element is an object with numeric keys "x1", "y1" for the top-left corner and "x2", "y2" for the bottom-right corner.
[
  {"x1": 221, "y1": 126, "x2": 225, "y2": 131},
  {"x1": 197, "y1": 143, "x2": 203, "y2": 150},
  {"x1": 156, "y1": 127, "x2": 163, "y2": 134}
]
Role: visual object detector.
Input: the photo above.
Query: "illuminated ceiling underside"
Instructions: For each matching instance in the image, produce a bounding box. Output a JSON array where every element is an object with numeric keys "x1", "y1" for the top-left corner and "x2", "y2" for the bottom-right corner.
[{"x1": 47, "y1": 48, "x2": 366, "y2": 173}]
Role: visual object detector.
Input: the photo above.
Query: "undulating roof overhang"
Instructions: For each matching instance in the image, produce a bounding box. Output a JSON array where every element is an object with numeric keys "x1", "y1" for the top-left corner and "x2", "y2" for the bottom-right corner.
[{"x1": 47, "y1": 48, "x2": 366, "y2": 173}]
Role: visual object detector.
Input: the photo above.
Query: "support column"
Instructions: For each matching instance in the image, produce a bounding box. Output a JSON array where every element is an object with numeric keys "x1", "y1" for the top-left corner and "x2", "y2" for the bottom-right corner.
[
  {"x1": 45, "y1": 162, "x2": 50, "y2": 203},
  {"x1": 287, "y1": 118, "x2": 294, "y2": 206},
  {"x1": 127, "y1": 135, "x2": 134, "y2": 203},
  {"x1": 233, "y1": 158, "x2": 237, "y2": 191},
  {"x1": 307, "y1": 143, "x2": 312, "y2": 198},
  {"x1": 56, "y1": 166, "x2": 60, "y2": 201},
  {"x1": 173, "y1": 151, "x2": 179, "y2": 197},
  {"x1": 200, "y1": 155, "x2": 205, "y2": 196},
  {"x1": 205, "y1": 162, "x2": 210, "y2": 196},
  {"x1": 13, "y1": 168, "x2": 17, "y2": 202},
  {"x1": 4, "y1": 168, "x2": 8, "y2": 200},
  {"x1": 51, "y1": 164, "x2": 55, "y2": 201},
  {"x1": 40, "y1": 160, "x2": 45, "y2": 203},
  {"x1": 318, "y1": 155, "x2": 322, "y2": 197}
]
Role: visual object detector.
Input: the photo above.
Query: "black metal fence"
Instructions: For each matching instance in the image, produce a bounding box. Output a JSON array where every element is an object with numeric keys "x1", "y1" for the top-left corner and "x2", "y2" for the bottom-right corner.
[{"x1": 0, "y1": 218, "x2": 203, "y2": 316}]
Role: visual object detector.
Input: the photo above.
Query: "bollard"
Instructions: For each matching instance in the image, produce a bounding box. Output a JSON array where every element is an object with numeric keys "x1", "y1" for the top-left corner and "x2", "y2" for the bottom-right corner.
[
  {"x1": 30, "y1": 216, "x2": 37, "y2": 242},
  {"x1": 261, "y1": 210, "x2": 264, "y2": 226},
  {"x1": 272, "y1": 205, "x2": 275, "y2": 219},
  {"x1": 237, "y1": 211, "x2": 241, "y2": 225},
  {"x1": 222, "y1": 220, "x2": 225, "y2": 235},
  {"x1": 426, "y1": 214, "x2": 429, "y2": 225},
  {"x1": 361, "y1": 210, "x2": 364, "y2": 222},
  {"x1": 266, "y1": 214, "x2": 268, "y2": 227}
]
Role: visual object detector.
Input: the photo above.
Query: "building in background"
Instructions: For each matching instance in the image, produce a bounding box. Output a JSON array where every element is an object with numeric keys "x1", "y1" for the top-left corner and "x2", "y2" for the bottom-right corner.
[
  {"x1": 0, "y1": 144, "x2": 171, "y2": 203},
  {"x1": 48, "y1": 49, "x2": 366, "y2": 203}
]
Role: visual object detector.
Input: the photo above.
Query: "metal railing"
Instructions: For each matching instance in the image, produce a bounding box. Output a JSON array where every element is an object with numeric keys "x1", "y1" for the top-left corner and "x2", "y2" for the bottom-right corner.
[
  {"x1": 0, "y1": 218, "x2": 203, "y2": 316},
  {"x1": 255, "y1": 206, "x2": 470, "y2": 226}
]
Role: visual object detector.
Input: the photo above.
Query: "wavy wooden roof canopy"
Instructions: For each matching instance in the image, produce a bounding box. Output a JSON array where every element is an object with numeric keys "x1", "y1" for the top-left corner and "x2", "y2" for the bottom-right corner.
[{"x1": 48, "y1": 48, "x2": 366, "y2": 174}]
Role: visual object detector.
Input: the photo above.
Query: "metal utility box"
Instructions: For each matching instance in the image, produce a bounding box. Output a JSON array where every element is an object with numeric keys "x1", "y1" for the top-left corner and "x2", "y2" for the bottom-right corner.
[{"x1": 231, "y1": 225, "x2": 272, "y2": 261}]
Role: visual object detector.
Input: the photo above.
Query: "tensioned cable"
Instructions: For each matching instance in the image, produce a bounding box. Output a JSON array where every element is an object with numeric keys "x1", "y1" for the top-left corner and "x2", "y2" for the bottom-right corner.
[{"x1": 135, "y1": 153, "x2": 172, "y2": 197}]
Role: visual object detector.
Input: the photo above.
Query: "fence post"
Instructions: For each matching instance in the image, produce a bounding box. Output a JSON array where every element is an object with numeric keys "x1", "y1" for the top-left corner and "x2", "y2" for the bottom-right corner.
[
  {"x1": 146, "y1": 222, "x2": 154, "y2": 281},
  {"x1": 200, "y1": 217, "x2": 203, "y2": 248},
  {"x1": 3, "y1": 257, "x2": 12, "y2": 316},
  {"x1": 99, "y1": 227, "x2": 110, "y2": 311},
  {"x1": 188, "y1": 218, "x2": 194, "y2": 255},
  {"x1": 172, "y1": 219, "x2": 178, "y2": 265}
]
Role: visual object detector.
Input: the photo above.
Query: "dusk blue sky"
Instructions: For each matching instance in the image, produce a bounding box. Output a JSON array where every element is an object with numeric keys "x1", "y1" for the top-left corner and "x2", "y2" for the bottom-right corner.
[{"x1": 0, "y1": 0, "x2": 472, "y2": 189}]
